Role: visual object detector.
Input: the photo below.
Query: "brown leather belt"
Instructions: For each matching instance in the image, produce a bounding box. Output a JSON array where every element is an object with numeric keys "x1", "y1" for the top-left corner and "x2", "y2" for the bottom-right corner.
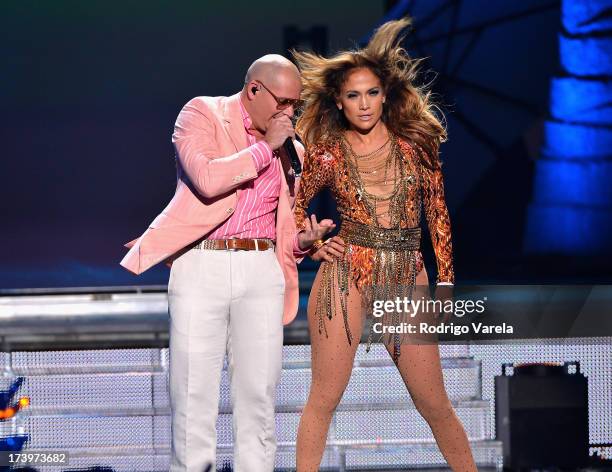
[{"x1": 194, "y1": 238, "x2": 274, "y2": 251}]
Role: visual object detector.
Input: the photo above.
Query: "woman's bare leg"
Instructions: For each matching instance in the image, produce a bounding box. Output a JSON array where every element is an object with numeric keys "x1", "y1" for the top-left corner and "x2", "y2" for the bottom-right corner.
[
  {"x1": 296, "y1": 264, "x2": 364, "y2": 472},
  {"x1": 384, "y1": 274, "x2": 478, "y2": 471},
  {"x1": 387, "y1": 342, "x2": 477, "y2": 471}
]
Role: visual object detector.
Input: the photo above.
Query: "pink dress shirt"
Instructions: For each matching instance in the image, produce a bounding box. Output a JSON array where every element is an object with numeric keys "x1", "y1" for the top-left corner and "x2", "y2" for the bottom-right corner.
[
  {"x1": 206, "y1": 99, "x2": 308, "y2": 255},
  {"x1": 207, "y1": 100, "x2": 279, "y2": 240}
]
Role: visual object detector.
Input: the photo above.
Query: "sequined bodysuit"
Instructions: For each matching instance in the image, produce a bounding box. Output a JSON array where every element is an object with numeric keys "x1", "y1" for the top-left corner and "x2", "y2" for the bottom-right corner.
[{"x1": 294, "y1": 134, "x2": 454, "y2": 357}]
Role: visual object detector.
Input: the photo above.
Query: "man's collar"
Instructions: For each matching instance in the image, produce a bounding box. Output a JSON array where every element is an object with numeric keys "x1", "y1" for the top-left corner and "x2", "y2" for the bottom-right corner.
[
  {"x1": 223, "y1": 92, "x2": 258, "y2": 136},
  {"x1": 238, "y1": 96, "x2": 255, "y2": 135},
  {"x1": 222, "y1": 92, "x2": 243, "y2": 124}
]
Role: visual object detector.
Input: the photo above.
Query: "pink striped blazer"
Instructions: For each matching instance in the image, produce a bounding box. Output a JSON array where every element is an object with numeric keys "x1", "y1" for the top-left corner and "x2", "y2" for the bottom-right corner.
[{"x1": 120, "y1": 93, "x2": 305, "y2": 325}]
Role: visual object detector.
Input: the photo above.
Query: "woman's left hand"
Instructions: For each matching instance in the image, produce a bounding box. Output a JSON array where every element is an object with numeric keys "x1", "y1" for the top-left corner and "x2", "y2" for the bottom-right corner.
[{"x1": 433, "y1": 284, "x2": 454, "y2": 323}]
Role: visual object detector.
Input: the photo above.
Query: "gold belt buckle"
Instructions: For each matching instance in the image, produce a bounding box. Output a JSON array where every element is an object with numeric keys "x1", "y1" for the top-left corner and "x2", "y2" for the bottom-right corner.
[{"x1": 224, "y1": 239, "x2": 238, "y2": 251}]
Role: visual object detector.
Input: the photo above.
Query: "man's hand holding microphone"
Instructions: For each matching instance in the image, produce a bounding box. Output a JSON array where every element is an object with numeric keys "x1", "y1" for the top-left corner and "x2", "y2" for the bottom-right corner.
[{"x1": 263, "y1": 115, "x2": 340, "y2": 256}]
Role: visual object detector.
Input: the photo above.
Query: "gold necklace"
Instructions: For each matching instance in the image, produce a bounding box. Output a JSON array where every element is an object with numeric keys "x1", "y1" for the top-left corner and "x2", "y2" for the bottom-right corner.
[
  {"x1": 343, "y1": 133, "x2": 390, "y2": 159},
  {"x1": 343, "y1": 134, "x2": 407, "y2": 228}
]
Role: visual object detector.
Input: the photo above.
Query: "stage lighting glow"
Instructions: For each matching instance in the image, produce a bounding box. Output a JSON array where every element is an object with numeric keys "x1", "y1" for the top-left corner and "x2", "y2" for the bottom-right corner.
[
  {"x1": 0, "y1": 407, "x2": 16, "y2": 419},
  {"x1": 559, "y1": 36, "x2": 612, "y2": 76},
  {"x1": 526, "y1": 203, "x2": 612, "y2": 253},
  {"x1": 533, "y1": 159, "x2": 612, "y2": 206},
  {"x1": 562, "y1": 0, "x2": 612, "y2": 34},
  {"x1": 543, "y1": 121, "x2": 612, "y2": 160},
  {"x1": 525, "y1": 0, "x2": 612, "y2": 254},
  {"x1": 550, "y1": 78, "x2": 612, "y2": 125}
]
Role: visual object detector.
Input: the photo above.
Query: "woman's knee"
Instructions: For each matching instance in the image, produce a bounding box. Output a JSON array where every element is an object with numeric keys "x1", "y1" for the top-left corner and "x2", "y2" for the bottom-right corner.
[
  {"x1": 307, "y1": 382, "x2": 346, "y2": 414},
  {"x1": 414, "y1": 396, "x2": 454, "y2": 423}
]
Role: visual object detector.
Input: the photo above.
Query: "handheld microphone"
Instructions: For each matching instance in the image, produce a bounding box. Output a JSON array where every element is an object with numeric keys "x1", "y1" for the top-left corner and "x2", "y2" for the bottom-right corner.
[{"x1": 282, "y1": 137, "x2": 302, "y2": 178}]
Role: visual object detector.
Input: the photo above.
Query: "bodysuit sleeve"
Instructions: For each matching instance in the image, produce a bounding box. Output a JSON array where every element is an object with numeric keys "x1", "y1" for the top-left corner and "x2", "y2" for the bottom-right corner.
[
  {"x1": 294, "y1": 144, "x2": 336, "y2": 232},
  {"x1": 420, "y1": 153, "x2": 455, "y2": 284}
]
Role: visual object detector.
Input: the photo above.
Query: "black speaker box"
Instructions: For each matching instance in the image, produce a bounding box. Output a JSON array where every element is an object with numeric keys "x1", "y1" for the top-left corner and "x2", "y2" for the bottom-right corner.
[{"x1": 495, "y1": 361, "x2": 589, "y2": 470}]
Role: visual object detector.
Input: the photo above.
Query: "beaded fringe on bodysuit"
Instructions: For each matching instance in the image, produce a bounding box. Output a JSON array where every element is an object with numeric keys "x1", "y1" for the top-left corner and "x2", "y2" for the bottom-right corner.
[{"x1": 315, "y1": 220, "x2": 421, "y2": 363}]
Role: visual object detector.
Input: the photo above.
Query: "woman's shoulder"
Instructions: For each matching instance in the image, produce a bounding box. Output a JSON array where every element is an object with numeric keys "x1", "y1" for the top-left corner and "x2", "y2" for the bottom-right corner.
[
  {"x1": 396, "y1": 135, "x2": 440, "y2": 168},
  {"x1": 395, "y1": 135, "x2": 420, "y2": 161},
  {"x1": 306, "y1": 136, "x2": 342, "y2": 163}
]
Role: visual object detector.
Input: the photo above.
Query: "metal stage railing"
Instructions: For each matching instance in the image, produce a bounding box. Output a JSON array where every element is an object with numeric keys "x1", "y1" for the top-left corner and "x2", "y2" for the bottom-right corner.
[{"x1": 0, "y1": 286, "x2": 309, "y2": 351}]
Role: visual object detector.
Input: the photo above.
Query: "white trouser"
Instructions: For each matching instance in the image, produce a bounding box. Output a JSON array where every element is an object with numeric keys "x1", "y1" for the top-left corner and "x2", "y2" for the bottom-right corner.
[{"x1": 167, "y1": 246, "x2": 285, "y2": 472}]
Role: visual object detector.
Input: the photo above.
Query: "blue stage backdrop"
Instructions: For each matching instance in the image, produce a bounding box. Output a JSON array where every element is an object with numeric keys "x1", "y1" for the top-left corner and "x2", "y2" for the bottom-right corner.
[{"x1": 525, "y1": 0, "x2": 612, "y2": 253}]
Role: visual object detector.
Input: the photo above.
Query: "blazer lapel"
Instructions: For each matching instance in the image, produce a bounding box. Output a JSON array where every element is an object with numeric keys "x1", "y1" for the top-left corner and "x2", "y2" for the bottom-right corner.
[
  {"x1": 278, "y1": 147, "x2": 296, "y2": 197},
  {"x1": 221, "y1": 93, "x2": 250, "y2": 199},
  {"x1": 222, "y1": 93, "x2": 248, "y2": 153}
]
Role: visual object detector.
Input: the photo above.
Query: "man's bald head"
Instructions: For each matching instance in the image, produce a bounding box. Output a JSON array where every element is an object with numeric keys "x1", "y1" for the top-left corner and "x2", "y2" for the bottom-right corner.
[
  {"x1": 241, "y1": 54, "x2": 302, "y2": 134},
  {"x1": 244, "y1": 54, "x2": 300, "y2": 89}
]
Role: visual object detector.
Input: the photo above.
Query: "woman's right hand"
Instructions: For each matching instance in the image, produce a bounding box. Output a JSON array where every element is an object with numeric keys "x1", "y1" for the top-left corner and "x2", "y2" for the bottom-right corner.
[{"x1": 310, "y1": 236, "x2": 346, "y2": 263}]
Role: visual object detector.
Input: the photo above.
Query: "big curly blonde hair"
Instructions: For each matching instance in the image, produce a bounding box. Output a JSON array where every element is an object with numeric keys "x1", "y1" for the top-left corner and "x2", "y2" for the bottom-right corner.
[{"x1": 292, "y1": 18, "x2": 447, "y2": 169}]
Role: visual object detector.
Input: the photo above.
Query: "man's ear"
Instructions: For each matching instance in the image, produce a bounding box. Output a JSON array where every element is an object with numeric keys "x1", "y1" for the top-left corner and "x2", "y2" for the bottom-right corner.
[{"x1": 247, "y1": 81, "x2": 258, "y2": 100}]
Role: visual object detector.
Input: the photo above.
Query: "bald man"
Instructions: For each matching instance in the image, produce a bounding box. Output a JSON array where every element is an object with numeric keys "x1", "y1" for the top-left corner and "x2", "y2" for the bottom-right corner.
[{"x1": 120, "y1": 55, "x2": 335, "y2": 471}]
